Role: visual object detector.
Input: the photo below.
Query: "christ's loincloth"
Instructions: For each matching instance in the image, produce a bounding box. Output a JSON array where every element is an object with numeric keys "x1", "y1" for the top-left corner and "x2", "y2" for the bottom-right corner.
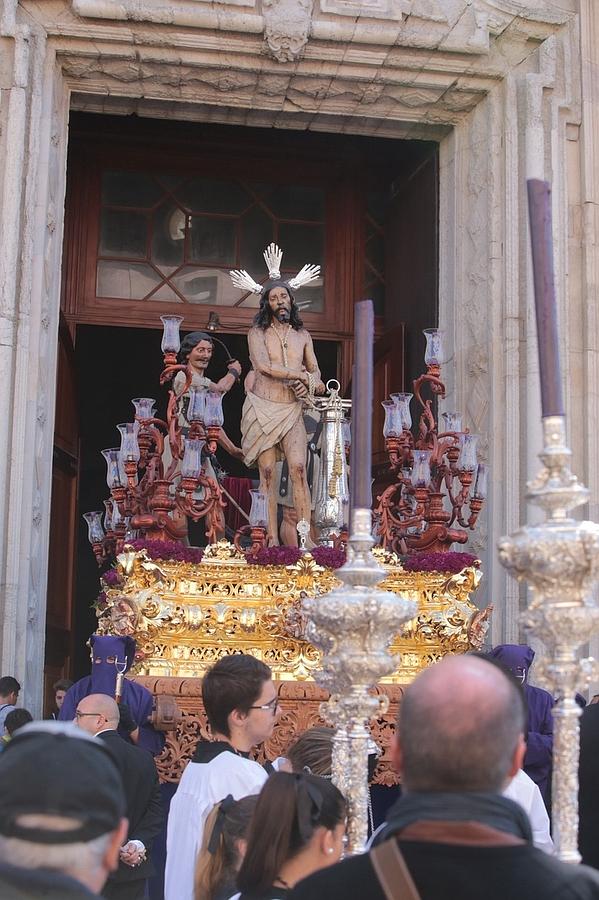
[{"x1": 241, "y1": 390, "x2": 304, "y2": 467}]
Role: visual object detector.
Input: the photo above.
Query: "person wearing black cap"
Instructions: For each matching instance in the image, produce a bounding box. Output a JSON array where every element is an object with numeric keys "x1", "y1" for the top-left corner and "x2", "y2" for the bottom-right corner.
[
  {"x1": 0, "y1": 721, "x2": 128, "y2": 899},
  {"x1": 75, "y1": 694, "x2": 163, "y2": 900}
]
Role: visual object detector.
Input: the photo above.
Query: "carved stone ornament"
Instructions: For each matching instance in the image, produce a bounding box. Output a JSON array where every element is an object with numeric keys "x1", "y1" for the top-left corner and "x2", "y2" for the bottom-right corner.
[{"x1": 263, "y1": 0, "x2": 315, "y2": 62}]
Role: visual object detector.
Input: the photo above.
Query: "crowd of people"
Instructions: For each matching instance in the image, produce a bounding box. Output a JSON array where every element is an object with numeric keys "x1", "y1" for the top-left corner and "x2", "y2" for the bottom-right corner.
[{"x1": 2, "y1": 645, "x2": 599, "y2": 899}]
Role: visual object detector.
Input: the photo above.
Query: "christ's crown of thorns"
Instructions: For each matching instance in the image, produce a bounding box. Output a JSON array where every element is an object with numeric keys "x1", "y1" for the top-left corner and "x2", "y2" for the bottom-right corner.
[{"x1": 229, "y1": 243, "x2": 321, "y2": 295}]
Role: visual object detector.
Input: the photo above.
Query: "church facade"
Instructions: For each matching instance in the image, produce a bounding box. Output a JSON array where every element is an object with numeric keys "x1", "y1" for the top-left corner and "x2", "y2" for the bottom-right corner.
[{"x1": 1, "y1": 0, "x2": 598, "y2": 713}]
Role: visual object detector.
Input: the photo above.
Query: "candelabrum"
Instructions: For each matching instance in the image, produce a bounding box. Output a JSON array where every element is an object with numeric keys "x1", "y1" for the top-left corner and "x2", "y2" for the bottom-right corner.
[
  {"x1": 233, "y1": 489, "x2": 268, "y2": 554},
  {"x1": 374, "y1": 328, "x2": 488, "y2": 555},
  {"x1": 83, "y1": 315, "x2": 227, "y2": 564},
  {"x1": 303, "y1": 507, "x2": 417, "y2": 853},
  {"x1": 498, "y1": 416, "x2": 599, "y2": 862}
]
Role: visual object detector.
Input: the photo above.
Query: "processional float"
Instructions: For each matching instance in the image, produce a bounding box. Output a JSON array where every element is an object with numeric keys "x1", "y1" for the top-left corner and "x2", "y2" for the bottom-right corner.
[{"x1": 83, "y1": 244, "x2": 497, "y2": 853}]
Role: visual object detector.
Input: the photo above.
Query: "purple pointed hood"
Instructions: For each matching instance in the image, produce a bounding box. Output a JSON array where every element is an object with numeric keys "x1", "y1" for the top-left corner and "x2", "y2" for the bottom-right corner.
[
  {"x1": 487, "y1": 643, "x2": 535, "y2": 674},
  {"x1": 89, "y1": 634, "x2": 136, "y2": 696}
]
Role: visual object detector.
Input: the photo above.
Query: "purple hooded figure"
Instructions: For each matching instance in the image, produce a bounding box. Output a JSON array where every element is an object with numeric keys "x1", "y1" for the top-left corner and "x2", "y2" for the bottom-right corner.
[
  {"x1": 488, "y1": 644, "x2": 553, "y2": 806},
  {"x1": 59, "y1": 634, "x2": 164, "y2": 756}
]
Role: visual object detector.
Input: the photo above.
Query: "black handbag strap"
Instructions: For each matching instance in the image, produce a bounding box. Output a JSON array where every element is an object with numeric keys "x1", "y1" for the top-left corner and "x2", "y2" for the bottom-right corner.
[{"x1": 370, "y1": 839, "x2": 422, "y2": 900}]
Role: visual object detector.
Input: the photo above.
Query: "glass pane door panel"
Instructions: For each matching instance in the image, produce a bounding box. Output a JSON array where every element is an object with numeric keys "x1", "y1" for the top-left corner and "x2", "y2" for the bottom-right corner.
[
  {"x1": 99, "y1": 210, "x2": 148, "y2": 258},
  {"x1": 97, "y1": 260, "x2": 162, "y2": 299}
]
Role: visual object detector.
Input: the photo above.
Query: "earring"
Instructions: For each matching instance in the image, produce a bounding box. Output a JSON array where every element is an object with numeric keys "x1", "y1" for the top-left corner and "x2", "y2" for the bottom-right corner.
[{"x1": 327, "y1": 847, "x2": 334, "y2": 855}]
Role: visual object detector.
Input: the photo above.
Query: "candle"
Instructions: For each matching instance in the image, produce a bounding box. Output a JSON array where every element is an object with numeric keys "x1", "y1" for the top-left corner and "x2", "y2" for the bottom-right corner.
[
  {"x1": 350, "y1": 300, "x2": 374, "y2": 509},
  {"x1": 527, "y1": 179, "x2": 565, "y2": 417}
]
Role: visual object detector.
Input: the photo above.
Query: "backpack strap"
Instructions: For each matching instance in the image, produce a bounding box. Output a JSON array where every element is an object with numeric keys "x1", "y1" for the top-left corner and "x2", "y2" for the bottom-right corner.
[{"x1": 370, "y1": 839, "x2": 422, "y2": 900}]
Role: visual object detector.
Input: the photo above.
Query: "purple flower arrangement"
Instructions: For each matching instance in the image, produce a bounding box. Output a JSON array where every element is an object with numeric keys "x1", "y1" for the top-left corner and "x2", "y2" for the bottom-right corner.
[
  {"x1": 128, "y1": 538, "x2": 204, "y2": 564},
  {"x1": 402, "y1": 551, "x2": 479, "y2": 573},
  {"x1": 246, "y1": 546, "x2": 303, "y2": 566},
  {"x1": 311, "y1": 546, "x2": 347, "y2": 570},
  {"x1": 102, "y1": 569, "x2": 124, "y2": 588},
  {"x1": 94, "y1": 590, "x2": 108, "y2": 612}
]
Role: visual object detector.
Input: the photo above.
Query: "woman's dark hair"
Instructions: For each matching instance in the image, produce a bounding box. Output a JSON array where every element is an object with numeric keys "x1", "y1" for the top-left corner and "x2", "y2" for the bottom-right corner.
[
  {"x1": 53, "y1": 678, "x2": 74, "y2": 693},
  {"x1": 253, "y1": 280, "x2": 304, "y2": 331},
  {"x1": 195, "y1": 794, "x2": 258, "y2": 900},
  {"x1": 4, "y1": 708, "x2": 33, "y2": 736},
  {"x1": 178, "y1": 331, "x2": 214, "y2": 365},
  {"x1": 201, "y1": 654, "x2": 272, "y2": 738},
  {"x1": 237, "y1": 772, "x2": 346, "y2": 895}
]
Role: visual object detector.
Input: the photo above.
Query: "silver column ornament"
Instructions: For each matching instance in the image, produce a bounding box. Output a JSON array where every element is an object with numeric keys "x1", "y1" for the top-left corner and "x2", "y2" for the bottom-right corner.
[
  {"x1": 303, "y1": 507, "x2": 417, "y2": 853},
  {"x1": 498, "y1": 415, "x2": 599, "y2": 862}
]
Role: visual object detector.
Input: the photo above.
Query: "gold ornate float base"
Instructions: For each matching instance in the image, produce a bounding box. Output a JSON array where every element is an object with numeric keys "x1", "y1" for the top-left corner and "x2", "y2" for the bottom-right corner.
[
  {"x1": 100, "y1": 545, "x2": 490, "y2": 785},
  {"x1": 99, "y1": 545, "x2": 490, "y2": 684}
]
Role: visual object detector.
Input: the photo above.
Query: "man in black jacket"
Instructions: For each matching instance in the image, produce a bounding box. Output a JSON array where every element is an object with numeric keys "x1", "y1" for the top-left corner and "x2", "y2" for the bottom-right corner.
[
  {"x1": 289, "y1": 655, "x2": 599, "y2": 900},
  {"x1": 579, "y1": 701, "x2": 599, "y2": 869},
  {"x1": 76, "y1": 694, "x2": 164, "y2": 900}
]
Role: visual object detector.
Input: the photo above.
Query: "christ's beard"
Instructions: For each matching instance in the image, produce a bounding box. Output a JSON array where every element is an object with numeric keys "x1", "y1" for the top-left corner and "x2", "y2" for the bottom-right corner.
[{"x1": 275, "y1": 308, "x2": 290, "y2": 323}]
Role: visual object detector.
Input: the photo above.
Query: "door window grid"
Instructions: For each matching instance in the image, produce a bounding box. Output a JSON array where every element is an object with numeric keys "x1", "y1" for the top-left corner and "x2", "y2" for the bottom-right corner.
[{"x1": 96, "y1": 172, "x2": 326, "y2": 312}]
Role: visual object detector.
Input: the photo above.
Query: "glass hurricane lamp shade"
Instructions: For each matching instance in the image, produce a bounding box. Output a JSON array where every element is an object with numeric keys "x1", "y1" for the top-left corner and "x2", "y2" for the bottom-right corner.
[
  {"x1": 423, "y1": 328, "x2": 443, "y2": 367},
  {"x1": 83, "y1": 511, "x2": 105, "y2": 544},
  {"x1": 382, "y1": 400, "x2": 402, "y2": 438},
  {"x1": 391, "y1": 392, "x2": 413, "y2": 430},
  {"x1": 160, "y1": 315, "x2": 184, "y2": 354},
  {"x1": 103, "y1": 499, "x2": 114, "y2": 533},
  {"x1": 101, "y1": 448, "x2": 126, "y2": 489},
  {"x1": 110, "y1": 499, "x2": 124, "y2": 530},
  {"x1": 341, "y1": 417, "x2": 351, "y2": 448},
  {"x1": 410, "y1": 449, "x2": 432, "y2": 488},
  {"x1": 187, "y1": 387, "x2": 206, "y2": 423},
  {"x1": 181, "y1": 438, "x2": 205, "y2": 479},
  {"x1": 204, "y1": 391, "x2": 224, "y2": 427},
  {"x1": 473, "y1": 462, "x2": 488, "y2": 499},
  {"x1": 249, "y1": 489, "x2": 268, "y2": 527},
  {"x1": 131, "y1": 398, "x2": 156, "y2": 420},
  {"x1": 441, "y1": 411, "x2": 462, "y2": 434},
  {"x1": 116, "y1": 422, "x2": 140, "y2": 462},
  {"x1": 458, "y1": 433, "x2": 479, "y2": 472}
]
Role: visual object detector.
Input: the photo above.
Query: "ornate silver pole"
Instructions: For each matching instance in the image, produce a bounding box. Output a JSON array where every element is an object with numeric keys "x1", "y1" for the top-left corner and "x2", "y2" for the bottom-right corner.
[
  {"x1": 303, "y1": 507, "x2": 417, "y2": 853},
  {"x1": 498, "y1": 415, "x2": 599, "y2": 862}
]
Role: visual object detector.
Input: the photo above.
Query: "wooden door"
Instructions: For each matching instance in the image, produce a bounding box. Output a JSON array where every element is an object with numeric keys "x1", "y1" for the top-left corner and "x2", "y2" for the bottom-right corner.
[
  {"x1": 44, "y1": 315, "x2": 78, "y2": 713},
  {"x1": 372, "y1": 324, "x2": 406, "y2": 468}
]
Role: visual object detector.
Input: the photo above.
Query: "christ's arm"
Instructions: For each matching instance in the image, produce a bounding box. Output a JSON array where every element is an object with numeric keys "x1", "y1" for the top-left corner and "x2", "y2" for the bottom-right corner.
[{"x1": 302, "y1": 333, "x2": 325, "y2": 394}]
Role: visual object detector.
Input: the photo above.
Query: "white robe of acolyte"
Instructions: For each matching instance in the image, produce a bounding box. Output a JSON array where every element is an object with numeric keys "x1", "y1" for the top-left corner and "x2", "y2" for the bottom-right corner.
[
  {"x1": 164, "y1": 750, "x2": 268, "y2": 900},
  {"x1": 503, "y1": 768, "x2": 554, "y2": 855}
]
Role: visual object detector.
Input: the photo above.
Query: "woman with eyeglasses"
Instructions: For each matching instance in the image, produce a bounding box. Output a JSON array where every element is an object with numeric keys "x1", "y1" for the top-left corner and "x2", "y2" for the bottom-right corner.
[{"x1": 232, "y1": 772, "x2": 346, "y2": 899}]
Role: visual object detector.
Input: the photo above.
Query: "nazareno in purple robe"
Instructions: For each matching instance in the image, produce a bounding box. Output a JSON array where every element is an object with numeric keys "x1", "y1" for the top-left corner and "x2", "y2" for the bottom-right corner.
[
  {"x1": 487, "y1": 644, "x2": 553, "y2": 805},
  {"x1": 59, "y1": 634, "x2": 164, "y2": 756}
]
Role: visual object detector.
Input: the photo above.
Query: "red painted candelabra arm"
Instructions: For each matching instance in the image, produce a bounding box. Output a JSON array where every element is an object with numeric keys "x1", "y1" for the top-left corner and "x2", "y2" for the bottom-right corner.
[{"x1": 233, "y1": 525, "x2": 268, "y2": 554}]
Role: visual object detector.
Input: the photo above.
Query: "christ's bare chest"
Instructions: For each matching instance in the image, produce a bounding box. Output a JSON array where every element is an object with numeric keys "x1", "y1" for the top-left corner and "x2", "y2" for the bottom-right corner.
[{"x1": 264, "y1": 327, "x2": 306, "y2": 367}]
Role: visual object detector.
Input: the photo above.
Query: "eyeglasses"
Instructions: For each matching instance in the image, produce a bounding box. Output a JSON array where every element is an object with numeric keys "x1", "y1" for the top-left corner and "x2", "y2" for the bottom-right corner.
[
  {"x1": 75, "y1": 711, "x2": 104, "y2": 718},
  {"x1": 249, "y1": 697, "x2": 279, "y2": 713}
]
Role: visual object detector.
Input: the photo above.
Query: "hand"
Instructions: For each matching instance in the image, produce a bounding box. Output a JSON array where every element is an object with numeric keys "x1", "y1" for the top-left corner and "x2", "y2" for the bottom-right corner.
[
  {"x1": 227, "y1": 360, "x2": 242, "y2": 378},
  {"x1": 290, "y1": 380, "x2": 308, "y2": 400},
  {"x1": 120, "y1": 841, "x2": 145, "y2": 867}
]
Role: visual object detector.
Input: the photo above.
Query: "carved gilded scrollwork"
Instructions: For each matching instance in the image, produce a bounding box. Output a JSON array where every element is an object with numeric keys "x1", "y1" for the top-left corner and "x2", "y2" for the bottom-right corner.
[
  {"x1": 134, "y1": 676, "x2": 403, "y2": 786},
  {"x1": 97, "y1": 550, "x2": 485, "y2": 684}
]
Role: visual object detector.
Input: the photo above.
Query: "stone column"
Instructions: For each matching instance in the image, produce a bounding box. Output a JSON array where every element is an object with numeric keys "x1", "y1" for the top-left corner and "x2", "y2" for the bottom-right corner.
[{"x1": 0, "y1": 6, "x2": 69, "y2": 713}]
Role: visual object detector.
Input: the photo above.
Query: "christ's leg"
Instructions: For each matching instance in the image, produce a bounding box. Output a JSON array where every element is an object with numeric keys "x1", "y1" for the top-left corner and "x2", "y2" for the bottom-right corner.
[
  {"x1": 281, "y1": 420, "x2": 311, "y2": 545},
  {"x1": 257, "y1": 446, "x2": 279, "y2": 545}
]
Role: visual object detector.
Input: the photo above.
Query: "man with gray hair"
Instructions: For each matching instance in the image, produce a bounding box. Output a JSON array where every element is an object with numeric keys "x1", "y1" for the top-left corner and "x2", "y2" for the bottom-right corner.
[
  {"x1": 289, "y1": 655, "x2": 599, "y2": 900},
  {"x1": 0, "y1": 721, "x2": 127, "y2": 899}
]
